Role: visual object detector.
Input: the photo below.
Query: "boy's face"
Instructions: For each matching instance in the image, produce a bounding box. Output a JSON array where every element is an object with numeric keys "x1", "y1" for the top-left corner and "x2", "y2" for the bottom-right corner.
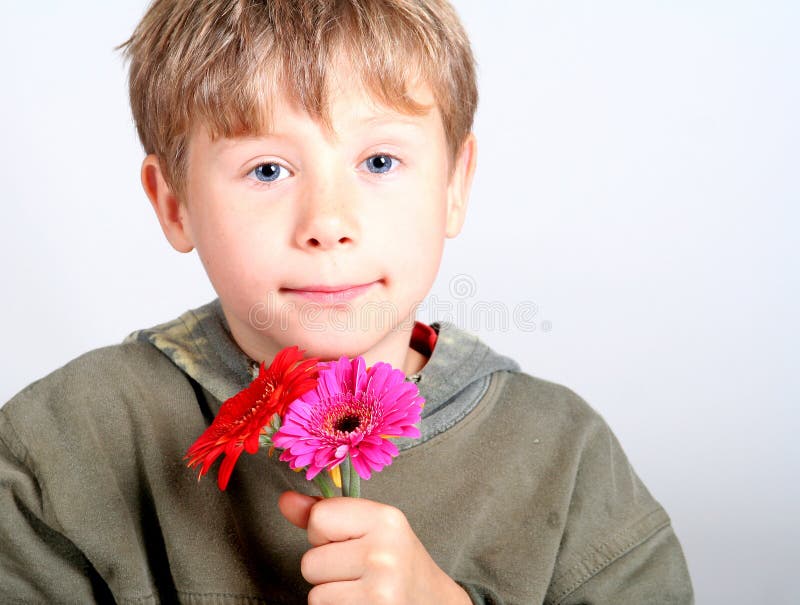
[{"x1": 145, "y1": 71, "x2": 475, "y2": 369}]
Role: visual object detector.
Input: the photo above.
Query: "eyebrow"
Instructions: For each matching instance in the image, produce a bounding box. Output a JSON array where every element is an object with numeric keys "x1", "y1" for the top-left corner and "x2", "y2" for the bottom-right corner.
[
  {"x1": 216, "y1": 108, "x2": 433, "y2": 149},
  {"x1": 358, "y1": 112, "x2": 431, "y2": 130}
]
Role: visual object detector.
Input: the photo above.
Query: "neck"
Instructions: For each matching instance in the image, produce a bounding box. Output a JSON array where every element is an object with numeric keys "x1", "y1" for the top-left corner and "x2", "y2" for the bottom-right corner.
[
  {"x1": 403, "y1": 345, "x2": 428, "y2": 376},
  {"x1": 347, "y1": 322, "x2": 429, "y2": 376},
  {"x1": 223, "y1": 308, "x2": 429, "y2": 378}
]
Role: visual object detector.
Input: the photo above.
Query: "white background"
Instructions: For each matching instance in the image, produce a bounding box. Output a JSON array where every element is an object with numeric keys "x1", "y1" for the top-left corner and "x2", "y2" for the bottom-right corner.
[{"x1": 1, "y1": 1, "x2": 797, "y2": 602}]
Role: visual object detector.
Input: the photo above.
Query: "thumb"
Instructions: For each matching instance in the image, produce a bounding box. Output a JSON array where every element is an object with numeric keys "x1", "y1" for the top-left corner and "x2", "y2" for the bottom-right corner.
[{"x1": 278, "y1": 490, "x2": 320, "y2": 529}]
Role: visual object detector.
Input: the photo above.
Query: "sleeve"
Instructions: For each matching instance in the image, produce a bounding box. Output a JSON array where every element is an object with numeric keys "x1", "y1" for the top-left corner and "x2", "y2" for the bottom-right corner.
[
  {"x1": 0, "y1": 411, "x2": 113, "y2": 603},
  {"x1": 556, "y1": 523, "x2": 694, "y2": 605},
  {"x1": 544, "y1": 405, "x2": 694, "y2": 605},
  {"x1": 456, "y1": 525, "x2": 692, "y2": 605}
]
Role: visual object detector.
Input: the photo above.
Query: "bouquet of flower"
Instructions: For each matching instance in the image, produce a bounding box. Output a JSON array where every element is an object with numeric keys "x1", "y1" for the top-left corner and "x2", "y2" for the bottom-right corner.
[{"x1": 185, "y1": 346, "x2": 425, "y2": 498}]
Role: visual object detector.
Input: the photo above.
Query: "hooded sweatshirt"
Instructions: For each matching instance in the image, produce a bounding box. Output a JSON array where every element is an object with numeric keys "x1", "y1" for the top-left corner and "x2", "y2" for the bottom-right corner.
[{"x1": 0, "y1": 299, "x2": 693, "y2": 604}]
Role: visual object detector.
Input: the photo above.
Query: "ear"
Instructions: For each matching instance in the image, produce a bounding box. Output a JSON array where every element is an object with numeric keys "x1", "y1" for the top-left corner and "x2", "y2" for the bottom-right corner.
[
  {"x1": 445, "y1": 133, "x2": 478, "y2": 238},
  {"x1": 140, "y1": 154, "x2": 194, "y2": 253}
]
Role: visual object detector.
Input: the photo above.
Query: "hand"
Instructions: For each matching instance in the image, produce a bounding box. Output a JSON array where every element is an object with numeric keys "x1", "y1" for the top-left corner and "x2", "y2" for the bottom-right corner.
[{"x1": 278, "y1": 491, "x2": 471, "y2": 605}]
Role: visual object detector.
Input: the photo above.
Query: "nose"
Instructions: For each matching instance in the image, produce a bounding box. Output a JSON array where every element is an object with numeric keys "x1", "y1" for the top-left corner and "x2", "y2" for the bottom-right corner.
[{"x1": 293, "y1": 176, "x2": 360, "y2": 251}]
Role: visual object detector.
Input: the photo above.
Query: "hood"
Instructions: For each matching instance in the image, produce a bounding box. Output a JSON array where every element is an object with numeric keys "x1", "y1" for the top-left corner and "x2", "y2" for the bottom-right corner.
[{"x1": 124, "y1": 298, "x2": 519, "y2": 449}]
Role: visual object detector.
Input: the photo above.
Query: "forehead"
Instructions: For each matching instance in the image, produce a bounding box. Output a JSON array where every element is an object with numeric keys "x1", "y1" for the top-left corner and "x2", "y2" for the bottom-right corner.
[
  {"x1": 315, "y1": 76, "x2": 439, "y2": 140},
  {"x1": 204, "y1": 74, "x2": 442, "y2": 146}
]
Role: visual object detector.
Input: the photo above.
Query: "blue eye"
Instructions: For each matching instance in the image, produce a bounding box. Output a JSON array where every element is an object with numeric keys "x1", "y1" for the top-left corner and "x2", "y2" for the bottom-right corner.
[
  {"x1": 364, "y1": 154, "x2": 395, "y2": 174},
  {"x1": 249, "y1": 162, "x2": 289, "y2": 183}
]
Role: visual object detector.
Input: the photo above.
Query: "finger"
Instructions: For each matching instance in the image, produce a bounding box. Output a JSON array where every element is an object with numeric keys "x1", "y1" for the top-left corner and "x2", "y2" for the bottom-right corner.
[
  {"x1": 301, "y1": 538, "x2": 365, "y2": 585},
  {"x1": 307, "y1": 580, "x2": 362, "y2": 605},
  {"x1": 277, "y1": 490, "x2": 320, "y2": 529},
  {"x1": 306, "y1": 497, "x2": 407, "y2": 547}
]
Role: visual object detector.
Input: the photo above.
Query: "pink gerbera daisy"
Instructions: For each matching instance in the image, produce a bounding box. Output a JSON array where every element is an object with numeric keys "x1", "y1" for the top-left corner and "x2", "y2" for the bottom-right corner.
[{"x1": 273, "y1": 356, "x2": 424, "y2": 481}]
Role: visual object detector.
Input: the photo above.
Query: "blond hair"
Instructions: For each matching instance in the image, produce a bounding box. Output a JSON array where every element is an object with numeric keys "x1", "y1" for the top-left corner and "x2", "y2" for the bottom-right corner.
[{"x1": 118, "y1": 0, "x2": 478, "y2": 201}]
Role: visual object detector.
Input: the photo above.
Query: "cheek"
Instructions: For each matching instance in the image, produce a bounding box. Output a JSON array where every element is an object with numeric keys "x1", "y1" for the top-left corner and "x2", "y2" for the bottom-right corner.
[
  {"x1": 377, "y1": 188, "x2": 448, "y2": 294},
  {"x1": 379, "y1": 167, "x2": 449, "y2": 232},
  {"x1": 187, "y1": 197, "x2": 284, "y2": 299}
]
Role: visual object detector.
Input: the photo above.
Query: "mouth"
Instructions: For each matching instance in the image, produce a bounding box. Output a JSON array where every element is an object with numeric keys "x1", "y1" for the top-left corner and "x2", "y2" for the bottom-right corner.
[{"x1": 280, "y1": 280, "x2": 381, "y2": 305}]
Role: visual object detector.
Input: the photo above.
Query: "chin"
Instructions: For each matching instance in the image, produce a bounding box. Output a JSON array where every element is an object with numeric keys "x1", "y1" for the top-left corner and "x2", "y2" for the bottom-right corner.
[{"x1": 274, "y1": 326, "x2": 387, "y2": 361}]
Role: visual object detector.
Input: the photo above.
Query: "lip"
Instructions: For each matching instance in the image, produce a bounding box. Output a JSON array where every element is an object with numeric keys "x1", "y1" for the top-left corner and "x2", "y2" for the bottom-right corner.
[{"x1": 281, "y1": 280, "x2": 380, "y2": 305}]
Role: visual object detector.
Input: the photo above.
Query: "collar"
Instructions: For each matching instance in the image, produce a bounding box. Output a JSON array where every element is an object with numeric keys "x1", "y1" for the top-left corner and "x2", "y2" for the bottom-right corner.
[{"x1": 124, "y1": 298, "x2": 519, "y2": 449}]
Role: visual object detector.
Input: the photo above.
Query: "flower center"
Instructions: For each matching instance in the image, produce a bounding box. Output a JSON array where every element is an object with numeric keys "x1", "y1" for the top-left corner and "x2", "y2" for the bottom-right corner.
[
  {"x1": 312, "y1": 391, "x2": 383, "y2": 441},
  {"x1": 233, "y1": 383, "x2": 275, "y2": 425},
  {"x1": 334, "y1": 414, "x2": 361, "y2": 433}
]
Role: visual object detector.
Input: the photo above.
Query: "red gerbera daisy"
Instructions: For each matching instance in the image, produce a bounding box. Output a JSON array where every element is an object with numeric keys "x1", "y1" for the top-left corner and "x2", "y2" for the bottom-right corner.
[{"x1": 185, "y1": 346, "x2": 318, "y2": 490}]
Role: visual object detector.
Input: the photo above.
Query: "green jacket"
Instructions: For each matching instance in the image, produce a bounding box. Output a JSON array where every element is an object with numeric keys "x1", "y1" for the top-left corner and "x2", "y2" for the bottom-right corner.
[{"x1": 0, "y1": 300, "x2": 693, "y2": 604}]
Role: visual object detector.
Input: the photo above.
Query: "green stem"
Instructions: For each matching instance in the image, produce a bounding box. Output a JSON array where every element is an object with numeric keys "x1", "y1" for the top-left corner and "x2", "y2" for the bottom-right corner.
[
  {"x1": 312, "y1": 472, "x2": 336, "y2": 499},
  {"x1": 347, "y1": 454, "x2": 360, "y2": 498},
  {"x1": 341, "y1": 457, "x2": 352, "y2": 497}
]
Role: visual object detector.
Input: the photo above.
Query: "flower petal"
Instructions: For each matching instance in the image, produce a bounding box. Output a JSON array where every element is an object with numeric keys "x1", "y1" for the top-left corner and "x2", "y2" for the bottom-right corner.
[
  {"x1": 350, "y1": 453, "x2": 373, "y2": 480},
  {"x1": 217, "y1": 445, "x2": 244, "y2": 490}
]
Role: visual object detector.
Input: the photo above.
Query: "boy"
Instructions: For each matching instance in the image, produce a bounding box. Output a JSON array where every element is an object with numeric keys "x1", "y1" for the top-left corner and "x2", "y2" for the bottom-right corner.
[{"x1": 0, "y1": 0, "x2": 693, "y2": 603}]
